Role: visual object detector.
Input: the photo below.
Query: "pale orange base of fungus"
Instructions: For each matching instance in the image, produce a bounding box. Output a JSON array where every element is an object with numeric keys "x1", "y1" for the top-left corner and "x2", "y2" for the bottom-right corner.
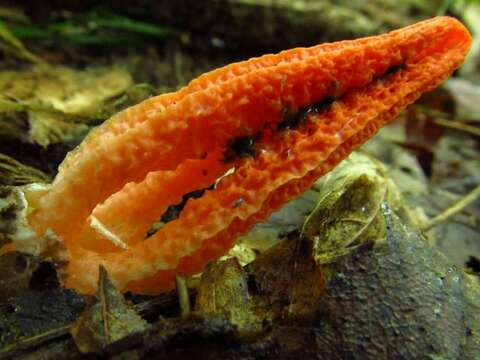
[{"x1": 22, "y1": 17, "x2": 471, "y2": 294}]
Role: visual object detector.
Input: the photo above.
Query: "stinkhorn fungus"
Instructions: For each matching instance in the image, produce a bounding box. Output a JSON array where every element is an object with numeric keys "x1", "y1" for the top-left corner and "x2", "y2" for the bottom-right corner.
[{"x1": 19, "y1": 17, "x2": 470, "y2": 294}]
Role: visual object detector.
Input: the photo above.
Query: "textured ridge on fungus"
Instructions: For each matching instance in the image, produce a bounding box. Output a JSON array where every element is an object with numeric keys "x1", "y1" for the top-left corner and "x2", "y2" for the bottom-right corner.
[
  {"x1": 79, "y1": 149, "x2": 230, "y2": 252},
  {"x1": 29, "y1": 17, "x2": 458, "y2": 240},
  {"x1": 67, "y1": 16, "x2": 449, "y2": 152},
  {"x1": 22, "y1": 17, "x2": 471, "y2": 294},
  {"x1": 109, "y1": 47, "x2": 466, "y2": 294}
]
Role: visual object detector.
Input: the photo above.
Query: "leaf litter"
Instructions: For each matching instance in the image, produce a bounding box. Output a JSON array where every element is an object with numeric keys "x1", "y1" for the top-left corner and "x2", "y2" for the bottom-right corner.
[
  {"x1": 70, "y1": 266, "x2": 149, "y2": 354},
  {"x1": 0, "y1": 2, "x2": 479, "y2": 358}
]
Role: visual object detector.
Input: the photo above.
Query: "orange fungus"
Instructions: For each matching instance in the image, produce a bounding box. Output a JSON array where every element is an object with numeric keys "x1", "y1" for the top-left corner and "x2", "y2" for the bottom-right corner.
[{"x1": 23, "y1": 17, "x2": 471, "y2": 294}]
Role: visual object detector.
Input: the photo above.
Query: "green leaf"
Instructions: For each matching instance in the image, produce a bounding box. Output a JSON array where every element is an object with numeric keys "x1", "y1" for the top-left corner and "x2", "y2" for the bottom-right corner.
[{"x1": 0, "y1": 19, "x2": 43, "y2": 63}]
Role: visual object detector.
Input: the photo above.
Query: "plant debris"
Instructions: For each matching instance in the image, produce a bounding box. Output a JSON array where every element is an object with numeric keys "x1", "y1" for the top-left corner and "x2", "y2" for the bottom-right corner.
[
  {"x1": 70, "y1": 266, "x2": 149, "y2": 354},
  {"x1": 0, "y1": 152, "x2": 478, "y2": 358},
  {"x1": 0, "y1": 288, "x2": 85, "y2": 358},
  {"x1": 0, "y1": 2, "x2": 478, "y2": 359},
  {"x1": 195, "y1": 258, "x2": 262, "y2": 332},
  {"x1": 0, "y1": 154, "x2": 50, "y2": 186}
]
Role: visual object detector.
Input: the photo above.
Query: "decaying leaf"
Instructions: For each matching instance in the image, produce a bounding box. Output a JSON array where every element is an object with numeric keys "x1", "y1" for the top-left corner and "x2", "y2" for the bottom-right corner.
[
  {"x1": 0, "y1": 288, "x2": 85, "y2": 358},
  {"x1": 0, "y1": 65, "x2": 133, "y2": 147},
  {"x1": 0, "y1": 65, "x2": 133, "y2": 118},
  {"x1": 26, "y1": 110, "x2": 89, "y2": 148},
  {"x1": 195, "y1": 258, "x2": 261, "y2": 332},
  {"x1": 304, "y1": 174, "x2": 388, "y2": 264},
  {"x1": 300, "y1": 150, "x2": 411, "y2": 265},
  {"x1": 70, "y1": 266, "x2": 149, "y2": 354}
]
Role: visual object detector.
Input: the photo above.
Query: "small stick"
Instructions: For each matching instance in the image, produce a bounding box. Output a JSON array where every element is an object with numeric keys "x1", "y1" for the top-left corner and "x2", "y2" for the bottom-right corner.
[
  {"x1": 432, "y1": 118, "x2": 480, "y2": 137},
  {"x1": 415, "y1": 105, "x2": 480, "y2": 137},
  {"x1": 422, "y1": 184, "x2": 480, "y2": 231},
  {"x1": 175, "y1": 274, "x2": 191, "y2": 316}
]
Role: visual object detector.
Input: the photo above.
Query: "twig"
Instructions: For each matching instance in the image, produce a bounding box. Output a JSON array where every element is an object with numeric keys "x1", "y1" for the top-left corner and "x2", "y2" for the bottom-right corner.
[
  {"x1": 432, "y1": 118, "x2": 480, "y2": 137},
  {"x1": 415, "y1": 105, "x2": 480, "y2": 137},
  {"x1": 175, "y1": 275, "x2": 191, "y2": 316},
  {"x1": 422, "y1": 184, "x2": 480, "y2": 231},
  {"x1": 0, "y1": 325, "x2": 71, "y2": 358},
  {"x1": 0, "y1": 20, "x2": 44, "y2": 64}
]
